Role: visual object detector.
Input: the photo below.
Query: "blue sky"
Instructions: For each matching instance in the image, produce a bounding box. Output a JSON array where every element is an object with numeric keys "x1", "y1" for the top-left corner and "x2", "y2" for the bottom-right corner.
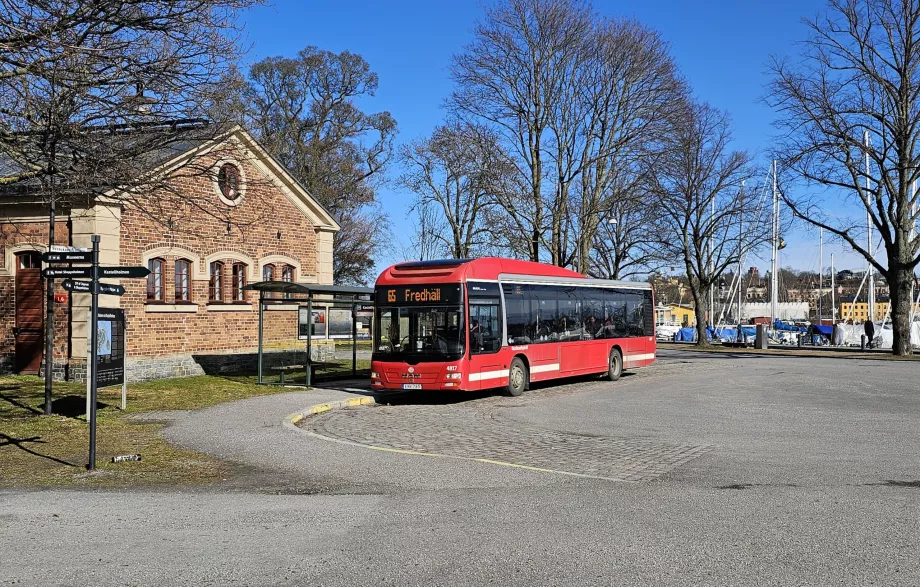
[{"x1": 242, "y1": 0, "x2": 869, "y2": 276}]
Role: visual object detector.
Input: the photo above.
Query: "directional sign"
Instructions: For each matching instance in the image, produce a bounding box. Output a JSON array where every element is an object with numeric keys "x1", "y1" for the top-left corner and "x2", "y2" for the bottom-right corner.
[
  {"x1": 50, "y1": 245, "x2": 90, "y2": 253},
  {"x1": 62, "y1": 279, "x2": 92, "y2": 293},
  {"x1": 42, "y1": 251, "x2": 93, "y2": 264},
  {"x1": 96, "y1": 283, "x2": 125, "y2": 296},
  {"x1": 99, "y1": 266, "x2": 150, "y2": 279},
  {"x1": 41, "y1": 267, "x2": 92, "y2": 279}
]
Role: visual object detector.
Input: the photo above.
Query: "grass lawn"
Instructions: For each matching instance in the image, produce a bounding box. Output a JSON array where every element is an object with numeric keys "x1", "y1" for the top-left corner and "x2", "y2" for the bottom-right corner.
[
  {"x1": 228, "y1": 359, "x2": 371, "y2": 386},
  {"x1": 0, "y1": 375, "x2": 291, "y2": 488}
]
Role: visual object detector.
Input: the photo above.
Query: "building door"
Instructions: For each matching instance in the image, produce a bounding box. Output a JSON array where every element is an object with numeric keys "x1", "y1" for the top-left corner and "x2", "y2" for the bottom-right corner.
[{"x1": 14, "y1": 252, "x2": 44, "y2": 374}]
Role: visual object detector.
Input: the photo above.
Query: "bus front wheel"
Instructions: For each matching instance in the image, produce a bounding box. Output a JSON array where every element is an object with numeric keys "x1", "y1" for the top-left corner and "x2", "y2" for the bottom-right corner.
[
  {"x1": 506, "y1": 358, "x2": 527, "y2": 397},
  {"x1": 607, "y1": 349, "x2": 623, "y2": 382}
]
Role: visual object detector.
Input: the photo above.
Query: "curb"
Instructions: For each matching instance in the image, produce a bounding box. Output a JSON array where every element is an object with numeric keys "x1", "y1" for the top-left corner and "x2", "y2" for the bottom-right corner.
[{"x1": 284, "y1": 395, "x2": 374, "y2": 429}]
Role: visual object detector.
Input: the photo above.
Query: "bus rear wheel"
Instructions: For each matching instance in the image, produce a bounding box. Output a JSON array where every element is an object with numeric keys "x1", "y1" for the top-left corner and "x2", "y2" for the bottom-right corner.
[
  {"x1": 506, "y1": 358, "x2": 527, "y2": 397},
  {"x1": 606, "y1": 348, "x2": 623, "y2": 382}
]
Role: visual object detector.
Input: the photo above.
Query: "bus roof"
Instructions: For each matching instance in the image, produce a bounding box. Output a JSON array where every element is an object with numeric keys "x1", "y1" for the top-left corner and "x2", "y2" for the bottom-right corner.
[{"x1": 377, "y1": 257, "x2": 651, "y2": 290}]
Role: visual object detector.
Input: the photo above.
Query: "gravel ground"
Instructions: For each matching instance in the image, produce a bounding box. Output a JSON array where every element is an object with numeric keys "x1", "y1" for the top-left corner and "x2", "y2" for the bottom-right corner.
[{"x1": 2, "y1": 350, "x2": 920, "y2": 586}]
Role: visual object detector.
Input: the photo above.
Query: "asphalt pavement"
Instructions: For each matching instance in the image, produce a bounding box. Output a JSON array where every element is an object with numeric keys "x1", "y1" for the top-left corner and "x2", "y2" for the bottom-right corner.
[{"x1": 3, "y1": 349, "x2": 920, "y2": 586}]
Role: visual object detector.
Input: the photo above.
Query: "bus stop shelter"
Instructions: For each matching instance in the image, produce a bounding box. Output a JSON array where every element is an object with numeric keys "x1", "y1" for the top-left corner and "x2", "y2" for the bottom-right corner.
[{"x1": 243, "y1": 281, "x2": 374, "y2": 386}]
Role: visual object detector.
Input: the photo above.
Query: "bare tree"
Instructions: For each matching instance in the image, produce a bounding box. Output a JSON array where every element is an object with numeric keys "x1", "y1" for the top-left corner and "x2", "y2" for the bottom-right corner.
[
  {"x1": 450, "y1": 0, "x2": 593, "y2": 262},
  {"x1": 399, "y1": 122, "x2": 508, "y2": 259},
  {"x1": 588, "y1": 195, "x2": 663, "y2": 280},
  {"x1": 572, "y1": 19, "x2": 684, "y2": 274},
  {"x1": 649, "y1": 102, "x2": 766, "y2": 345},
  {"x1": 450, "y1": 1, "x2": 684, "y2": 273},
  {"x1": 767, "y1": 0, "x2": 920, "y2": 355},
  {"x1": 242, "y1": 46, "x2": 397, "y2": 284}
]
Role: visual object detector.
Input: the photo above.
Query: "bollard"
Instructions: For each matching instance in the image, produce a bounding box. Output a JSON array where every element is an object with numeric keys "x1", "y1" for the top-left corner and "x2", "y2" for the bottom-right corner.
[
  {"x1": 861, "y1": 334, "x2": 866, "y2": 351},
  {"x1": 797, "y1": 333, "x2": 802, "y2": 348},
  {"x1": 755, "y1": 324, "x2": 767, "y2": 349}
]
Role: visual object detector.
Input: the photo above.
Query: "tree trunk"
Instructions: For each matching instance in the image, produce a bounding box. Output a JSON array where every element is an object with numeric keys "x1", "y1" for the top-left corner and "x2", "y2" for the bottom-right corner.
[
  {"x1": 888, "y1": 265, "x2": 915, "y2": 356},
  {"x1": 693, "y1": 292, "x2": 710, "y2": 347}
]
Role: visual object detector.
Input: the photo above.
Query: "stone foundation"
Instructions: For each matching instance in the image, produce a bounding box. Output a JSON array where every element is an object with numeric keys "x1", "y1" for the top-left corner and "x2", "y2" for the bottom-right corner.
[{"x1": 3, "y1": 348, "x2": 315, "y2": 384}]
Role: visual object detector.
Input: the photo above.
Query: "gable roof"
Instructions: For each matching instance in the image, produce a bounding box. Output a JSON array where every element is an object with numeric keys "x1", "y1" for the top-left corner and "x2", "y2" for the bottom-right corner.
[{"x1": 0, "y1": 120, "x2": 340, "y2": 232}]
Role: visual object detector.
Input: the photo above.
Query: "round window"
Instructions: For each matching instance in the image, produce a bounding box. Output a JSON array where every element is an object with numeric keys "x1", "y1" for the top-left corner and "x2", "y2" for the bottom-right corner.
[{"x1": 217, "y1": 163, "x2": 241, "y2": 202}]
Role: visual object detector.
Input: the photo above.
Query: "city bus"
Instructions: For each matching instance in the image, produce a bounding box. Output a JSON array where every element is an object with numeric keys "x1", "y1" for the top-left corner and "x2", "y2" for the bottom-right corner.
[{"x1": 370, "y1": 257, "x2": 655, "y2": 396}]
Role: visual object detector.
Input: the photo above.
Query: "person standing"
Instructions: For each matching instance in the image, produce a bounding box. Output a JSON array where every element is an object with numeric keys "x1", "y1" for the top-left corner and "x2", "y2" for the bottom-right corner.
[{"x1": 864, "y1": 319, "x2": 875, "y2": 350}]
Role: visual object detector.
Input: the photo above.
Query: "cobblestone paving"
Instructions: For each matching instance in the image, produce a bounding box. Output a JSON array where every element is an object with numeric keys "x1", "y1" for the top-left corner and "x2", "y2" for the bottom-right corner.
[{"x1": 303, "y1": 358, "x2": 714, "y2": 482}]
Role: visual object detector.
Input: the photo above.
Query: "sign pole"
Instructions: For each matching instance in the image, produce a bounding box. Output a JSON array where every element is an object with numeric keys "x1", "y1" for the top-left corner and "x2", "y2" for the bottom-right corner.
[
  {"x1": 86, "y1": 338, "x2": 91, "y2": 421},
  {"x1": 88, "y1": 235, "x2": 100, "y2": 471},
  {"x1": 121, "y1": 317, "x2": 127, "y2": 411}
]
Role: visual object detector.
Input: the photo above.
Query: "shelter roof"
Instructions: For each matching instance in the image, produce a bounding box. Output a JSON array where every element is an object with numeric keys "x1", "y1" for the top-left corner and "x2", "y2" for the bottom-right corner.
[{"x1": 244, "y1": 281, "x2": 372, "y2": 298}]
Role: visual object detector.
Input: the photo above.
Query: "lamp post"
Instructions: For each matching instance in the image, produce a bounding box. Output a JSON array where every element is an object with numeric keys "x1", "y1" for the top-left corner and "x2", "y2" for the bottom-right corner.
[{"x1": 606, "y1": 217, "x2": 618, "y2": 279}]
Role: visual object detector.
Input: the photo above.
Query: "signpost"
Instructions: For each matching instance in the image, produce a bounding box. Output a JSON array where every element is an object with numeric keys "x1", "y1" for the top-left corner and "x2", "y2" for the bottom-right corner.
[
  {"x1": 42, "y1": 251, "x2": 93, "y2": 264},
  {"x1": 41, "y1": 235, "x2": 148, "y2": 470},
  {"x1": 62, "y1": 280, "x2": 125, "y2": 296},
  {"x1": 100, "y1": 266, "x2": 150, "y2": 279},
  {"x1": 62, "y1": 279, "x2": 91, "y2": 293},
  {"x1": 41, "y1": 267, "x2": 92, "y2": 279}
]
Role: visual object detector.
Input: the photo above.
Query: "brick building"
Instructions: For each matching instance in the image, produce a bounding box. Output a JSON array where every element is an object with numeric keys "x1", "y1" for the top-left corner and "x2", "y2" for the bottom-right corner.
[{"x1": 0, "y1": 124, "x2": 338, "y2": 381}]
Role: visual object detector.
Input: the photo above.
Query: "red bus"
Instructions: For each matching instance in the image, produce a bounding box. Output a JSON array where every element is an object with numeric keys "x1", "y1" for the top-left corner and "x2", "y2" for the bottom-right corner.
[{"x1": 370, "y1": 257, "x2": 656, "y2": 396}]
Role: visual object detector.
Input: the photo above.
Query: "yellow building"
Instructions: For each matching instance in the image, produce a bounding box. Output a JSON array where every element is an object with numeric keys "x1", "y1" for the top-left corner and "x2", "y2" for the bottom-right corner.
[
  {"x1": 664, "y1": 304, "x2": 697, "y2": 327},
  {"x1": 839, "y1": 299, "x2": 920, "y2": 322}
]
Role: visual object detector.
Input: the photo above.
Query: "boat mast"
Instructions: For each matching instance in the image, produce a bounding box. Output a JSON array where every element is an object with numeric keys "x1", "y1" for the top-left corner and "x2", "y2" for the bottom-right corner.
[
  {"x1": 738, "y1": 180, "x2": 744, "y2": 324},
  {"x1": 831, "y1": 253, "x2": 836, "y2": 324},
  {"x1": 709, "y1": 196, "x2": 715, "y2": 328},
  {"x1": 865, "y1": 130, "x2": 875, "y2": 324},
  {"x1": 771, "y1": 160, "x2": 778, "y2": 327},
  {"x1": 819, "y1": 227, "x2": 823, "y2": 322}
]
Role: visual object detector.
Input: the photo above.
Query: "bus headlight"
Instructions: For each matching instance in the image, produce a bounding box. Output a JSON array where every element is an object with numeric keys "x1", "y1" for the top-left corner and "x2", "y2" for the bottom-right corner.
[
  {"x1": 371, "y1": 371, "x2": 380, "y2": 379},
  {"x1": 445, "y1": 372, "x2": 462, "y2": 380}
]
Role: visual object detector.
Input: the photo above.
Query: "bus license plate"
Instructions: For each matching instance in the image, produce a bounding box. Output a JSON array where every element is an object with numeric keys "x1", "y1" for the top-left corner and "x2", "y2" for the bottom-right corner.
[{"x1": 402, "y1": 383, "x2": 422, "y2": 390}]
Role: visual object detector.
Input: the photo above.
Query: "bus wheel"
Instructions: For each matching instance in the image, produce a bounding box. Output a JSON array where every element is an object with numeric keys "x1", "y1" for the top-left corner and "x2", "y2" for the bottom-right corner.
[
  {"x1": 607, "y1": 349, "x2": 623, "y2": 382},
  {"x1": 506, "y1": 358, "x2": 527, "y2": 397}
]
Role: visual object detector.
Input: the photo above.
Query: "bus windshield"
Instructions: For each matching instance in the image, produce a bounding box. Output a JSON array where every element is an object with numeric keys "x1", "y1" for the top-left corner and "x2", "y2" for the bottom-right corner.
[{"x1": 374, "y1": 305, "x2": 465, "y2": 362}]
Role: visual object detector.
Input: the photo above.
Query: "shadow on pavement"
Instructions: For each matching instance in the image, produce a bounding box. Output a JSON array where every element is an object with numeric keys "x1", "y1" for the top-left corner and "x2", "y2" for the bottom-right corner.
[{"x1": 368, "y1": 372, "x2": 636, "y2": 406}]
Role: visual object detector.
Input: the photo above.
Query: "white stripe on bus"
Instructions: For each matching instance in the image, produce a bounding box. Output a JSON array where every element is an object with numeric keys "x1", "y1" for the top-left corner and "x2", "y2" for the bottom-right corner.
[
  {"x1": 468, "y1": 370, "x2": 509, "y2": 382},
  {"x1": 625, "y1": 353, "x2": 656, "y2": 362},
  {"x1": 530, "y1": 363, "x2": 560, "y2": 374}
]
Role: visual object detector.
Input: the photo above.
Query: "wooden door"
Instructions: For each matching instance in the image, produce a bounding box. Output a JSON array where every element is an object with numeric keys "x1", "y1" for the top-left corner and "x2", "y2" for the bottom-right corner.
[{"x1": 15, "y1": 252, "x2": 44, "y2": 374}]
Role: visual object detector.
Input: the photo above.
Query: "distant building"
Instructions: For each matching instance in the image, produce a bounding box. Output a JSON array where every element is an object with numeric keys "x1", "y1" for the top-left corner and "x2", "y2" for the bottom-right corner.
[
  {"x1": 838, "y1": 296, "x2": 919, "y2": 322},
  {"x1": 663, "y1": 304, "x2": 696, "y2": 327},
  {"x1": 742, "y1": 302, "x2": 809, "y2": 322}
]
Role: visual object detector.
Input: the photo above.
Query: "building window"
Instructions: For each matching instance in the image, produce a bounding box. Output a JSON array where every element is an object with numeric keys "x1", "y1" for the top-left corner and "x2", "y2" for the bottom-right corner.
[
  {"x1": 232, "y1": 262, "x2": 247, "y2": 301},
  {"x1": 209, "y1": 262, "x2": 224, "y2": 302},
  {"x1": 280, "y1": 265, "x2": 295, "y2": 299},
  {"x1": 147, "y1": 258, "x2": 165, "y2": 301},
  {"x1": 18, "y1": 251, "x2": 41, "y2": 269},
  {"x1": 262, "y1": 264, "x2": 275, "y2": 282},
  {"x1": 217, "y1": 163, "x2": 242, "y2": 204},
  {"x1": 175, "y1": 259, "x2": 191, "y2": 302}
]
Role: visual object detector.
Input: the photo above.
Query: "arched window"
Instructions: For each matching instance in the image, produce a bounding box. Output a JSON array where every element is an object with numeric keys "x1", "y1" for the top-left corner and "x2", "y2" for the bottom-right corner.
[
  {"x1": 175, "y1": 259, "x2": 191, "y2": 302},
  {"x1": 232, "y1": 262, "x2": 247, "y2": 301},
  {"x1": 280, "y1": 265, "x2": 295, "y2": 299},
  {"x1": 262, "y1": 264, "x2": 275, "y2": 282},
  {"x1": 147, "y1": 258, "x2": 165, "y2": 301},
  {"x1": 209, "y1": 261, "x2": 224, "y2": 302}
]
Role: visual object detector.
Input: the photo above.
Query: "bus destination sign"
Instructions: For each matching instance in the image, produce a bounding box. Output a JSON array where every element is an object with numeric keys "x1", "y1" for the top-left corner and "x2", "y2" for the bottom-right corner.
[{"x1": 376, "y1": 284, "x2": 462, "y2": 305}]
